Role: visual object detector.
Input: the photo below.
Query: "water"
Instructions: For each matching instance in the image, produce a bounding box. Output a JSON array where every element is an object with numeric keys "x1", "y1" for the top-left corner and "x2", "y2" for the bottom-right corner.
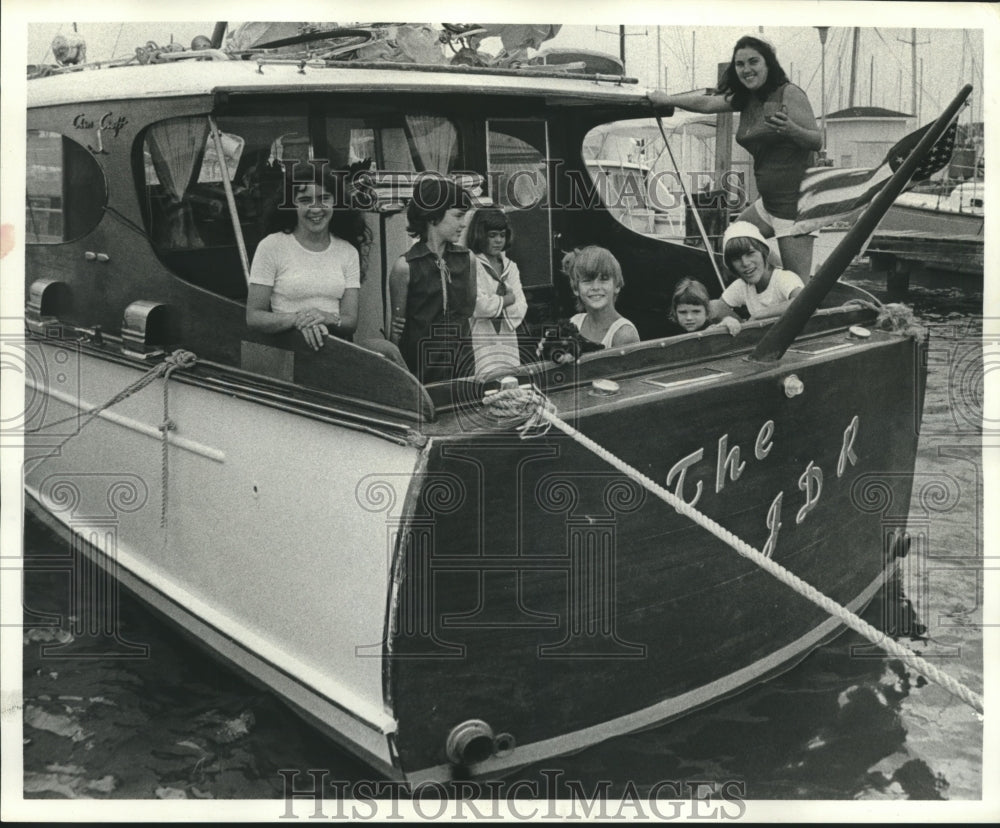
[{"x1": 17, "y1": 265, "x2": 984, "y2": 808}]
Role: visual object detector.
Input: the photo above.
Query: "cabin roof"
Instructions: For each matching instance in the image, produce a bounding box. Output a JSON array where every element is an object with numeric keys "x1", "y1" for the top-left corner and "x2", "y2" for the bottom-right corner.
[{"x1": 27, "y1": 58, "x2": 651, "y2": 108}]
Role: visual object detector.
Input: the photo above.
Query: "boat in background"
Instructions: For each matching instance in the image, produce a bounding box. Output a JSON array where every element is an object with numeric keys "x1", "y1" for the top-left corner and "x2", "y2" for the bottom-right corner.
[
  {"x1": 584, "y1": 159, "x2": 687, "y2": 238},
  {"x1": 879, "y1": 179, "x2": 984, "y2": 236},
  {"x1": 21, "y1": 24, "x2": 936, "y2": 785}
]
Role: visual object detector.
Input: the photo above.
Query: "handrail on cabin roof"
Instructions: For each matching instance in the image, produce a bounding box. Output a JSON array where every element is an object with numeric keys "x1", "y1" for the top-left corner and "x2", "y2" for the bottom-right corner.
[
  {"x1": 29, "y1": 53, "x2": 637, "y2": 86},
  {"x1": 249, "y1": 57, "x2": 637, "y2": 85}
]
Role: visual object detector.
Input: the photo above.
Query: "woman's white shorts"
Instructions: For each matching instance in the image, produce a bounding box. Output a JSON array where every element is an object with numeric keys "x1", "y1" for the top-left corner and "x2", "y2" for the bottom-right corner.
[{"x1": 749, "y1": 199, "x2": 817, "y2": 239}]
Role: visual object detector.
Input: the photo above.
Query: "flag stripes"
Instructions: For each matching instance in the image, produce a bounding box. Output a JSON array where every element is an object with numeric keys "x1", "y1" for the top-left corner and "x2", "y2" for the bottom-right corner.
[{"x1": 788, "y1": 120, "x2": 958, "y2": 236}]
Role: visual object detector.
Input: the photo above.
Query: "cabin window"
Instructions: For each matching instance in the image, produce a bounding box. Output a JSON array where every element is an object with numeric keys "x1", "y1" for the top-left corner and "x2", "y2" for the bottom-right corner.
[
  {"x1": 26, "y1": 130, "x2": 106, "y2": 244},
  {"x1": 323, "y1": 113, "x2": 467, "y2": 182},
  {"x1": 140, "y1": 114, "x2": 256, "y2": 252},
  {"x1": 582, "y1": 120, "x2": 685, "y2": 240},
  {"x1": 138, "y1": 110, "x2": 307, "y2": 300},
  {"x1": 487, "y1": 120, "x2": 551, "y2": 288},
  {"x1": 135, "y1": 106, "x2": 474, "y2": 302}
]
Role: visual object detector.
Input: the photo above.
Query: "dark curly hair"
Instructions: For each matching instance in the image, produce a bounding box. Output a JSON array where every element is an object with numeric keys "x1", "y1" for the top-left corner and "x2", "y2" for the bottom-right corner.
[
  {"x1": 716, "y1": 35, "x2": 790, "y2": 111},
  {"x1": 265, "y1": 160, "x2": 371, "y2": 267}
]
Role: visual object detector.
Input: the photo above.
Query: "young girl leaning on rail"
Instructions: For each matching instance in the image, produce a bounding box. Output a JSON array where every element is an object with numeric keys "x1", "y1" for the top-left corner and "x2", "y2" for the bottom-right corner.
[
  {"x1": 388, "y1": 174, "x2": 478, "y2": 384},
  {"x1": 669, "y1": 278, "x2": 741, "y2": 337},
  {"x1": 710, "y1": 222, "x2": 803, "y2": 324}
]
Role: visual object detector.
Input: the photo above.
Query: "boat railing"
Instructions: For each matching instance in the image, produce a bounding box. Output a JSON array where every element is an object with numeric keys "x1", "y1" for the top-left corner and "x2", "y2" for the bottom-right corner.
[
  {"x1": 246, "y1": 57, "x2": 638, "y2": 84},
  {"x1": 423, "y1": 299, "x2": 881, "y2": 416},
  {"x1": 146, "y1": 49, "x2": 233, "y2": 63},
  {"x1": 237, "y1": 327, "x2": 435, "y2": 423},
  {"x1": 28, "y1": 50, "x2": 639, "y2": 86}
]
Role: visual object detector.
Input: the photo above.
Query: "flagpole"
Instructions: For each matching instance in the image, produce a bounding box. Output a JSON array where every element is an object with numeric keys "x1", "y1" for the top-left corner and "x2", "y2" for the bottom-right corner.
[{"x1": 749, "y1": 84, "x2": 972, "y2": 363}]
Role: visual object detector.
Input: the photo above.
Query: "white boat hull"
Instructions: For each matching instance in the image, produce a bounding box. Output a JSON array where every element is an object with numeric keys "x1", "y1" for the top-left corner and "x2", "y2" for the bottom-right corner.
[
  {"x1": 877, "y1": 202, "x2": 984, "y2": 236},
  {"x1": 23, "y1": 339, "x2": 421, "y2": 777}
]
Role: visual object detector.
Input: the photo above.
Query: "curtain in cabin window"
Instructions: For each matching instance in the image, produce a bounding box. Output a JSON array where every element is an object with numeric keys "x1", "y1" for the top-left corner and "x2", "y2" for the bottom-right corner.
[
  {"x1": 403, "y1": 115, "x2": 457, "y2": 174},
  {"x1": 145, "y1": 117, "x2": 211, "y2": 248}
]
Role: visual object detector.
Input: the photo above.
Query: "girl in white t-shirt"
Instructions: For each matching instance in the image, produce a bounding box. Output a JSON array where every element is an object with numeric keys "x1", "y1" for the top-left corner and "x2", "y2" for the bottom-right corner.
[
  {"x1": 247, "y1": 167, "x2": 367, "y2": 351},
  {"x1": 713, "y1": 221, "x2": 803, "y2": 322}
]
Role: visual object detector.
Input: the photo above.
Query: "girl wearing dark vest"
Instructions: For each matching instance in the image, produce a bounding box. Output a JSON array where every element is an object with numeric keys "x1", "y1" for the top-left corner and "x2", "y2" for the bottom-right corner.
[
  {"x1": 649, "y1": 35, "x2": 821, "y2": 280},
  {"x1": 389, "y1": 175, "x2": 477, "y2": 384}
]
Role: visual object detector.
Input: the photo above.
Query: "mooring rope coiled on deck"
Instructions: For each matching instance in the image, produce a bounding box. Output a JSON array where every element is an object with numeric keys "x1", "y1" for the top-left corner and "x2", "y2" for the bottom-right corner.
[
  {"x1": 482, "y1": 385, "x2": 985, "y2": 717},
  {"x1": 843, "y1": 298, "x2": 928, "y2": 341},
  {"x1": 31, "y1": 349, "x2": 198, "y2": 530}
]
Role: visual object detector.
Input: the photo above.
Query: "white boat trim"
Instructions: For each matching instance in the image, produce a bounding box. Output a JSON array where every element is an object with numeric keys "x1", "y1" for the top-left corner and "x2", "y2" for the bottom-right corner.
[
  {"x1": 406, "y1": 568, "x2": 891, "y2": 784},
  {"x1": 641, "y1": 370, "x2": 732, "y2": 391},
  {"x1": 25, "y1": 378, "x2": 226, "y2": 463},
  {"x1": 787, "y1": 342, "x2": 857, "y2": 357},
  {"x1": 28, "y1": 61, "x2": 650, "y2": 109},
  {"x1": 23, "y1": 487, "x2": 398, "y2": 740}
]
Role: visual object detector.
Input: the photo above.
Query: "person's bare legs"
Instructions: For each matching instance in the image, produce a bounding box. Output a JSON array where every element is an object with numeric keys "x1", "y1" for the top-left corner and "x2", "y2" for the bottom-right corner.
[
  {"x1": 736, "y1": 203, "x2": 813, "y2": 279},
  {"x1": 776, "y1": 234, "x2": 814, "y2": 281},
  {"x1": 736, "y1": 204, "x2": 772, "y2": 236}
]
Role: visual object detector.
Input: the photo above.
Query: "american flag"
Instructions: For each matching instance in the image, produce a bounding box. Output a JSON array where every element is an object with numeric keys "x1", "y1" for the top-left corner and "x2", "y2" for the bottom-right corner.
[{"x1": 789, "y1": 121, "x2": 958, "y2": 235}]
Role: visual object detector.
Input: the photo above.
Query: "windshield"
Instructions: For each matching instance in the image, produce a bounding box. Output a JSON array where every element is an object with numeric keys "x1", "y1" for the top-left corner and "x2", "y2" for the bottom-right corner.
[{"x1": 135, "y1": 101, "x2": 553, "y2": 309}]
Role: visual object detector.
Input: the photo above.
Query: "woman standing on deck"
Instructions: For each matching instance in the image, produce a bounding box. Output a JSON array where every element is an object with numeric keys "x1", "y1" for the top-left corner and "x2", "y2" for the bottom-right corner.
[{"x1": 649, "y1": 35, "x2": 822, "y2": 279}]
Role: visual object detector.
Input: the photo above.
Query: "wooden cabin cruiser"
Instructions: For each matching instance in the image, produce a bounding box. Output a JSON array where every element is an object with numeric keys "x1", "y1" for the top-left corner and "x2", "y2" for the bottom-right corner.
[{"x1": 23, "y1": 37, "x2": 929, "y2": 784}]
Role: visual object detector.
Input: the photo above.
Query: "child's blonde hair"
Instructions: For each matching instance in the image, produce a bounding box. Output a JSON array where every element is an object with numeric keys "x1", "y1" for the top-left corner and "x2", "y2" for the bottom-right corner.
[
  {"x1": 669, "y1": 277, "x2": 711, "y2": 323},
  {"x1": 561, "y1": 246, "x2": 624, "y2": 310}
]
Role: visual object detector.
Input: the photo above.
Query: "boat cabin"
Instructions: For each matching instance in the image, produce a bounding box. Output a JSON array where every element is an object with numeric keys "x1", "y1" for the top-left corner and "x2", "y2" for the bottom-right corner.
[{"x1": 25, "y1": 53, "x2": 860, "y2": 428}]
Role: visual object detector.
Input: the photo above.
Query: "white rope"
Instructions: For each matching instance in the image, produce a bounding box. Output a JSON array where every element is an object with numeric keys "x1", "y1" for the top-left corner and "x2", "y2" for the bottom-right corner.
[
  {"x1": 31, "y1": 348, "x2": 198, "y2": 531},
  {"x1": 483, "y1": 386, "x2": 984, "y2": 716},
  {"x1": 158, "y1": 350, "x2": 198, "y2": 529}
]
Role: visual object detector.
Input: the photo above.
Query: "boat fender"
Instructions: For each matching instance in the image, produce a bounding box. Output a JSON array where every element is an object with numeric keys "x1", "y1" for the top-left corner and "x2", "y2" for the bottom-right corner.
[
  {"x1": 782, "y1": 374, "x2": 804, "y2": 399},
  {"x1": 445, "y1": 719, "x2": 497, "y2": 766}
]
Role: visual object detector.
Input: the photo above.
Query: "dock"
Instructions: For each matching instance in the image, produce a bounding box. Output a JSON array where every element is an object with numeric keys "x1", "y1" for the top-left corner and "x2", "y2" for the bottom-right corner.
[{"x1": 865, "y1": 231, "x2": 984, "y2": 292}]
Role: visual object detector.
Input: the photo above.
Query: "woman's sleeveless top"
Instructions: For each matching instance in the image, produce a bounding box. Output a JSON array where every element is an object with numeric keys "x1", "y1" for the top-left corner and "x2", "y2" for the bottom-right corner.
[
  {"x1": 735, "y1": 83, "x2": 815, "y2": 220},
  {"x1": 401, "y1": 241, "x2": 476, "y2": 383}
]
